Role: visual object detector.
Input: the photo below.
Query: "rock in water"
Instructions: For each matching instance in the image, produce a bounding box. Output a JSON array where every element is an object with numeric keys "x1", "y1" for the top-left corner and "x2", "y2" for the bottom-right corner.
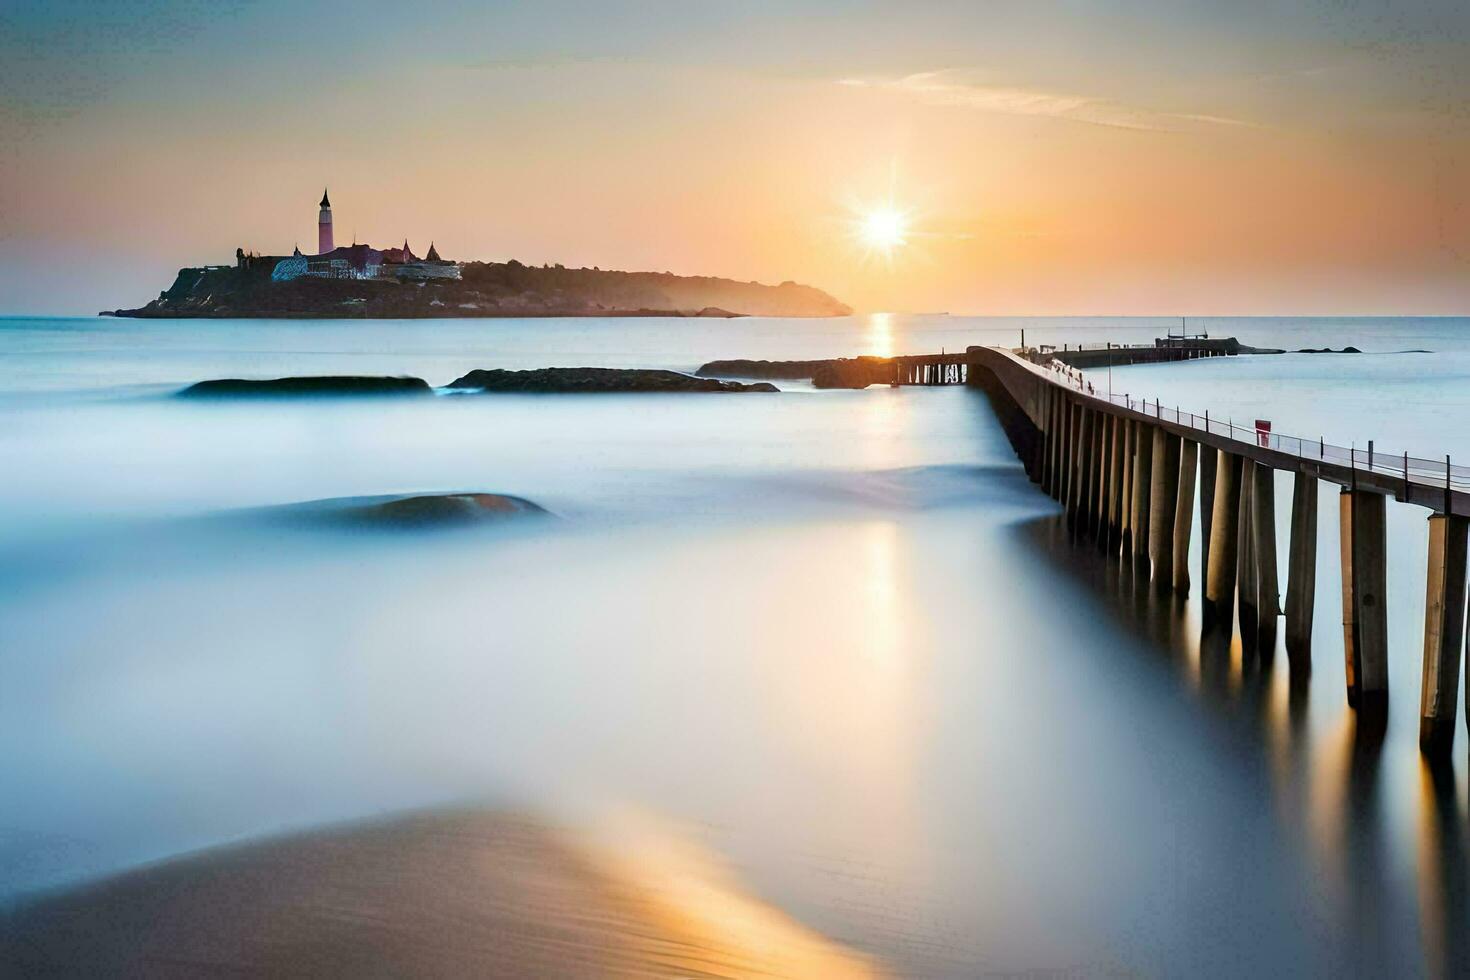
[
  {"x1": 445, "y1": 367, "x2": 778, "y2": 393},
  {"x1": 696, "y1": 358, "x2": 835, "y2": 380},
  {"x1": 179, "y1": 376, "x2": 432, "y2": 397},
  {"x1": 262, "y1": 493, "x2": 548, "y2": 530},
  {"x1": 697, "y1": 356, "x2": 899, "y2": 388}
]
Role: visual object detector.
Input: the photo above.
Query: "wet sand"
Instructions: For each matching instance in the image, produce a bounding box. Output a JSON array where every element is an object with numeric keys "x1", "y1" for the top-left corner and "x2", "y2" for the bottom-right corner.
[{"x1": 1, "y1": 809, "x2": 876, "y2": 978}]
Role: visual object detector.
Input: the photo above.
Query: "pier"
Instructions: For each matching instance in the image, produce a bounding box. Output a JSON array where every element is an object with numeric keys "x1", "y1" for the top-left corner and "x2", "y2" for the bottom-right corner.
[
  {"x1": 965, "y1": 343, "x2": 1469, "y2": 757},
  {"x1": 1043, "y1": 339, "x2": 1237, "y2": 369}
]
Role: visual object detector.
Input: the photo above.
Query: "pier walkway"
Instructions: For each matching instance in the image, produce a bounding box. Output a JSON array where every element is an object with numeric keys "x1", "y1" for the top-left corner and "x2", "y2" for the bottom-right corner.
[{"x1": 964, "y1": 343, "x2": 1469, "y2": 757}]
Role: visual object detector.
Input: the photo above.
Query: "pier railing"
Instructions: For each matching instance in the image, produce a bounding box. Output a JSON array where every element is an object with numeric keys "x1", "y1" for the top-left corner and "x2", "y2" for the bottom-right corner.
[{"x1": 1040, "y1": 357, "x2": 1470, "y2": 493}]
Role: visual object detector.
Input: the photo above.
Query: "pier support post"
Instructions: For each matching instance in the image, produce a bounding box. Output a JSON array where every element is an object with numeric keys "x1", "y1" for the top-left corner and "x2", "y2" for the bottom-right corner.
[
  {"x1": 1130, "y1": 421, "x2": 1153, "y2": 566},
  {"x1": 1199, "y1": 448, "x2": 1217, "y2": 597},
  {"x1": 1083, "y1": 408, "x2": 1099, "y2": 535},
  {"x1": 1067, "y1": 404, "x2": 1085, "y2": 527},
  {"x1": 1081, "y1": 408, "x2": 1093, "y2": 537},
  {"x1": 1173, "y1": 440, "x2": 1197, "y2": 595},
  {"x1": 1238, "y1": 460, "x2": 1259, "y2": 649},
  {"x1": 1119, "y1": 421, "x2": 1134, "y2": 556},
  {"x1": 1044, "y1": 388, "x2": 1059, "y2": 497},
  {"x1": 1053, "y1": 389, "x2": 1065, "y2": 499},
  {"x1": 1419, "y1": 513, "x2": 1467, "y2": 755},
  {"x1": 1073, "y1": 403, "x2": 1088, "y2": 521},
  {"x1": 1057, "y1": 397, "x2": 1071, "y2": 505},
  {"x1": 1285, "y1": 473, "x2": 1318, "y2": 665},
  {"x1": 1253, "y1": 464, "x2": 1280, "y2": 652},
  {"x1": 1028, "y1": 409, "x2": 1044, "y2": 483},
  {"x1": 1039, "y1": 389, "x2": 1052, "y2": 495},
  {"x1": 1149, "y1": 430, "x2": 1181, "y2": 591},
  {"x1": 1108, "y1": 415, "x2": 1125, "y2": 551},
  {"x1": 1059, "y1": 393, "x2": 1071, "y2": 504},
  {"x1": 1087, "y1": 410, "x2": 1103, "y2": 540},
  {"x1": 1204, "y1": 452, "x2": 1242, "y2": 632},
  {"x1": 1093, "y1": 414, "x2": 1109, "y2": 546},
  {"x1": 1066, "y1": 399, "x2": 1079, "y2": 507},
  {"x1": 1340, "y1": 490, "x2": 1389, "y2": 709}
]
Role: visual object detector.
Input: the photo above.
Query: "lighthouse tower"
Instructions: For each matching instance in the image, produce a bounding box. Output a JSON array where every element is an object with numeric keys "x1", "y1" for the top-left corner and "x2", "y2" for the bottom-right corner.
[{"x1": 317, "y1": 188, "x2": 334, "y2": 255}]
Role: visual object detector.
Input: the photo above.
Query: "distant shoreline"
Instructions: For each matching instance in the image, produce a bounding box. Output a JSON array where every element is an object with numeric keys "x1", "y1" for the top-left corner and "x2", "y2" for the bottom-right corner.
[{"x1": 100, "y1": 307, "x2": 758, "y2": 320}]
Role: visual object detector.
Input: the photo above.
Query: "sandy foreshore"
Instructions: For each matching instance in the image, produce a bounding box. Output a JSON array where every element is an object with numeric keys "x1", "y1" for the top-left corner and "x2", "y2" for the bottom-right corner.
[{"x1": 1, "y1": 808, "x2": 877, "y2": 978}]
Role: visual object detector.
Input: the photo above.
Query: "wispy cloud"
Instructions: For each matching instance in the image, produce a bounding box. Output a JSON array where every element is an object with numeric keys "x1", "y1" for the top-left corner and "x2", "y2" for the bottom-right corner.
[{"x1": 838, "y1": 71, "x2": 1256, "y2": 133}]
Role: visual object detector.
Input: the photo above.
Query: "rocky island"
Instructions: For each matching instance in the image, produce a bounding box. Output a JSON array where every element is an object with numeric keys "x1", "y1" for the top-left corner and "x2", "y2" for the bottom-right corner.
[
  {"x1": 105, "y1": 189, "x2": 849, "y2": 319},
  {"x1": 106, "y1": 255, "x2": 850, "y2": 320}
]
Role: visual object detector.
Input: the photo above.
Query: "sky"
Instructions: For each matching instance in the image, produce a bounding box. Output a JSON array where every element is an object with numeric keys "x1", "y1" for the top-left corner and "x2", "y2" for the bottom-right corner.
[{"x1": 2, "y1": 0, "x2": 1469, "y2": 315}]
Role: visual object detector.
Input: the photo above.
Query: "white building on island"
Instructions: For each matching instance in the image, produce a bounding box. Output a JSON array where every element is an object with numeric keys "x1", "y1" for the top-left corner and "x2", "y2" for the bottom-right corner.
[{"x1": 270, "y1": 192, "x2": 459, "y2": 283}]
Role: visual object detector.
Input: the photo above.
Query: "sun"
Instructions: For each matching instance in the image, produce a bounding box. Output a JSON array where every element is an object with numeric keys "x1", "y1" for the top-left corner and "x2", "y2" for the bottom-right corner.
[{"x1": 860, "y1": 207, "x2": 909, "y2": 253}]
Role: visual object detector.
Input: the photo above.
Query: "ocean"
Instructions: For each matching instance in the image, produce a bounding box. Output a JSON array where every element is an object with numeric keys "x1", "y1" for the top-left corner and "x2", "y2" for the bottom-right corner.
[{"x1": 1, "y1": 314, "x2": 1466, "y2": 975}]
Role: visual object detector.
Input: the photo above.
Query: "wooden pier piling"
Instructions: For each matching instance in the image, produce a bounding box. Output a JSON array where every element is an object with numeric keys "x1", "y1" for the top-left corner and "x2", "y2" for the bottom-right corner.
[
  {"x1": 1204, "y1": 452, "x2": 1242, "y2": 632},
  {"x1": 1057, "y1": 391, "x2": 1069, "y2": 502},
  {"x1": 1108, "y1": 416, "x2": 1126, "y2": 551},
  {"x1": 1419, "y1": 513, "x2": 1467, "y2": 754},
  {"x1": 1173, "y1": 440, "x2": 1197, "y2": 596},
  {"x1": 1065, "y1": 398, "x2": 1077, "y2": 507},
  {"x1": 1238, "y1": 459, "x2": 1259, "y2": 649},
  {"x1": 1130, "y1": 421, "x2": 1153, "y2": 566},
  {"x1": 1340, "y1": 490, "x2": 1389, "y2": 709},
  {"x1": 1046, "y1": 393, "x2": 1059, "y2": 496},
  {"x1": 1093, "y1": 414, "x2": 1109, "y2": 546},
  {"x1": 1119, "y1": 420, "x2": 1135, "y2": 556},
  {"x1": 1081, "y1": 411, "x2": 1093, "y2": 537},
  {"x1": 1067, "y1": 404, "x2": 1085, "y2": 528},
  {"x1": 1199, "y1": 447, "x2": 1217, "y2": 598},
  {"x1": 1149, "y1": 429, "x2": 1181, "y2": 591},
  {"x1": 1284, "y1": 472, "x2": 1318, "y2": 665},
  {"x1": 1252, "y1": 463, "x2": 1280, "y2": 652}
]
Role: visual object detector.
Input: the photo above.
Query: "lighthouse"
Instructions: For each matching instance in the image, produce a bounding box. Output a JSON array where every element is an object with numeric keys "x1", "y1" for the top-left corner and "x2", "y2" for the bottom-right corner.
[{"x1": 317, "y1": 188, "x2": 334, "y2": 255}]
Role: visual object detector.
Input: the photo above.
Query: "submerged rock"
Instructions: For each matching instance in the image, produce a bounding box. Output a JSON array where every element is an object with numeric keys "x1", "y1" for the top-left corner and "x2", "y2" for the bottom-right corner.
[
  {"x1": 446, "y1": 367, "x2": 778, "y2": 393},
  {"x1": 263, "y1": 493, "x2": 548, "y2": 530},
  {"x1": 180, "y1": 376, "x2": 432, "y2": 397},
  {"x1": 1295, "y1": 346, "x2": 1362, "y2": 354}
]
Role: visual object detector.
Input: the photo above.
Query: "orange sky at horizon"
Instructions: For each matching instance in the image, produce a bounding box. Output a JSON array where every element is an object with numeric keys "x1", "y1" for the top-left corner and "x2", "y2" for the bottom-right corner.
[{"x1": 3, "y1": 1, "x2": 1469, "y2": 316}]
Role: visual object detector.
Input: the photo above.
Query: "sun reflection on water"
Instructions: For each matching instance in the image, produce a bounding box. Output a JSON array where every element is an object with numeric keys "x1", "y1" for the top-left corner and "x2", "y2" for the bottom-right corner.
[{"x1": 864, "y1": 312, "x2": 895, "y2": 358}]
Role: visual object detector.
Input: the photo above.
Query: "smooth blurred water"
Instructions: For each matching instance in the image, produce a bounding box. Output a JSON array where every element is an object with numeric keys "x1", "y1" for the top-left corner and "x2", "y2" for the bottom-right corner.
[{"x1": 1, "y1": 315, "x2": 1467, "y2": 976}]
